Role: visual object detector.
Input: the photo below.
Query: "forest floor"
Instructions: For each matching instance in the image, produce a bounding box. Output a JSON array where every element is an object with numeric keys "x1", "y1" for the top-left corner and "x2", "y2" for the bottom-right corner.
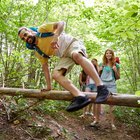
[{"x1": 0, "y1": 101, "x2": 140, "y2": 140}]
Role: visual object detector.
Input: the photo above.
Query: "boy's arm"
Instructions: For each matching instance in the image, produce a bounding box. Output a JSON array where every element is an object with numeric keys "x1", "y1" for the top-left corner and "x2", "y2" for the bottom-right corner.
[
  {"x1": 51, "y1": 21, "x2": 65, "y2": 49},
  {"x1": 53, "y1": 21, "x2": 65, "y2": 36},
  {"x1": 41, "y1": 62, "x2": 52, "y2": 91}
]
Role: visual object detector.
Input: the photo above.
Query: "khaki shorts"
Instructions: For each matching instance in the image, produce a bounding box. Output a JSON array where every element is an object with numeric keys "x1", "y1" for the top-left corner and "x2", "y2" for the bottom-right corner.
[{"x1": 54, "y1": 40, "x2": 87, "y2": 74}]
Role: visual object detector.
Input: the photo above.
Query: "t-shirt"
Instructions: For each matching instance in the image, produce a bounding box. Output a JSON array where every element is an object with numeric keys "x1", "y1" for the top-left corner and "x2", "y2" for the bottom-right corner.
[
  {"x1": 100, "y1": 63, "x2": 120, "y2": 93},
  {"x1": 35, "y1": 23, "x2": 74, "y2": 64},
  {"x1": 35, "y1": 23, "x2": 55, "y2": 64},
  {"x1": 86, "y1": 76, "x2": 95, "y2": 85},
  {"x1": 100, "y1": 63, "x2": 120, "y2": 82}
]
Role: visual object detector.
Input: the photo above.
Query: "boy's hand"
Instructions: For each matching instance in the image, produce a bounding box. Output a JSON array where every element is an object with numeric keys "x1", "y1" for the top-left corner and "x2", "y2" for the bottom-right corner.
[
  {"x1": 51, "y1": 34, "x2": 59, "y2": 49},
  {"x1": 41, "y1": 86, "x2": 52, "y2": 92}
]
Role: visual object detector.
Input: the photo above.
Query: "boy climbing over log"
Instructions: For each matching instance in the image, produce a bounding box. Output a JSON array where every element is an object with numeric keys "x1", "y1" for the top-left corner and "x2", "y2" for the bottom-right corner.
[{"x1": 18, "y1": 21, "x2": 110, "y2": 112}]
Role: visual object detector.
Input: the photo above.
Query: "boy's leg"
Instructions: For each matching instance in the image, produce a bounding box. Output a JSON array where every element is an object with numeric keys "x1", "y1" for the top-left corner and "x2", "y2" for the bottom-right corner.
[
  {"x1": 52, "y1": 61, "x2": 91, "y2": 112},
  {"x1": 72, "y1": 52, "x2": 110, "y2": 103}
]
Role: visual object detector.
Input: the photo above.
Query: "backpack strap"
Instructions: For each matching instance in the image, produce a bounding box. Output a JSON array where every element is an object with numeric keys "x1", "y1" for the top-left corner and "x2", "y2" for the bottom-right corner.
[
  {"x1": 34, "y1": 45, "x2": 50, "y2": 59},
  {"x1": 112, "y1": 63, "x2": 119, "y2": 80},
  {"x1": 26, "y1": 27, "x2": 54, "y2": 58},
  {"x1": 29, "y1": 27, "x2": 54, "y2": 37},
  {"x1": 36, "y1": 32, "x2": 54, "y2": 37}
]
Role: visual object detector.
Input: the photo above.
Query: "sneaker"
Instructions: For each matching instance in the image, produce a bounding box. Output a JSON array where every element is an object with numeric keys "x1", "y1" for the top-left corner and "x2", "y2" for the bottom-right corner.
[
  {"x1": 90, "y1": 121, "x2": 99, "y2": 127},
  {"x1": 79, "y1": 114, "x2": 85, "y2": 118},
  {"x1": 95, "y1": 85, "x2": 110, "y2": 103},
  {"x1": 86, "y1": 112, "x2": 94, "y2": 116},
  {"x1": 66, "y1": 96, "x2": 91, "y2": 112},
  {"x1": 85, "y1": 112, "x2": 89, "y2": 115}
]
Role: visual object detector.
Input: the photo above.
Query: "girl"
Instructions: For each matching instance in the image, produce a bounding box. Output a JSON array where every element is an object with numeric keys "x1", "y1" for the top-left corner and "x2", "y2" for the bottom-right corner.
[
  {"x1": 80, "y1": 59, "x2": 101, "y2": 121},
  {"x1": 98, "y1": 49, "x2": 120, "y2": 130}
]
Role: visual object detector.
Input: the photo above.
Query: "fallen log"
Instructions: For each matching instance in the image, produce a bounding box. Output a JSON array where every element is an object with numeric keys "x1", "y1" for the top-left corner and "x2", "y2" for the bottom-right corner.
[{"x1": 0, "y1": 87, "x2": 140, "y2": 108}]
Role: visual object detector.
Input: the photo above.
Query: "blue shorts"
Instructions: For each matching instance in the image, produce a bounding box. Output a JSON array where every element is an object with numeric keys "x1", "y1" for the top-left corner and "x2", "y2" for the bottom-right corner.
[
  {"x1": 86, "y1": 84, "x2": 97, "y2": 92},
  {"x1": 80, "y1": 84, "x2": 86, "y2": 92}
]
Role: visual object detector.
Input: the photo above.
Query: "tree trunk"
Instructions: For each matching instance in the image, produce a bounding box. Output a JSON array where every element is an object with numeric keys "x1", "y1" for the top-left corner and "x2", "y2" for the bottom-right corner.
[{"x1": 0, "y1": 87, "x2": 140, "y2": 108}]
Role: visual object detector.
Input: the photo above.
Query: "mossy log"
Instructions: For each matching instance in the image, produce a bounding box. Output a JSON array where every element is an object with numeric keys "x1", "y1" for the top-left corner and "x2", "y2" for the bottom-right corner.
[{"x1": 0, "y1": 87, "x2": 140, "y2": 108}]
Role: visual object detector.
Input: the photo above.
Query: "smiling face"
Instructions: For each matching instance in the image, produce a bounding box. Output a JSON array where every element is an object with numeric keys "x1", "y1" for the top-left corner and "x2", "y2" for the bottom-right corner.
[
  {"x1": 105, "y1": 50, "x2": 113, "y2": 60},
  {"x1": 103, "y1": 49, "x2": 115, "y2": 66},
  {"x1": 18, "y1": 28, "x2": 36, "y2": 44}
]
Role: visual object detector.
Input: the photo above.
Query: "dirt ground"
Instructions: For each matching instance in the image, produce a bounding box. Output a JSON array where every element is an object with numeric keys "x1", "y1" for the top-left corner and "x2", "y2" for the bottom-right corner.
[{"x1": 0, "y1": 103, "x2": 139, "y2": 140}]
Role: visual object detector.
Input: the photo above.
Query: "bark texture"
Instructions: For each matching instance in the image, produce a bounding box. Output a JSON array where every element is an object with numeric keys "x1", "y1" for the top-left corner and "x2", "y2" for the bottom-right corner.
[{"x1": 0, "y1": 88, "x2": 140, "y2": 107}]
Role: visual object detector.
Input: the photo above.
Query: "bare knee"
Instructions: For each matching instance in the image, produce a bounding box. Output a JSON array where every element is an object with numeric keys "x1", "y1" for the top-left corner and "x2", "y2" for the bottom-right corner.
[
  {"x1": 52, "y1": 70, "x2": 72, "y2": 85},
  {"x1": 72, "y1": 52, "x2": 84, "y2": 64},
  {"x1": 52, "y1": 69, "x2": 66, "y2": 80},
  {"x1": 52, "y1": 71, "x2": 60, "y2": 80}
]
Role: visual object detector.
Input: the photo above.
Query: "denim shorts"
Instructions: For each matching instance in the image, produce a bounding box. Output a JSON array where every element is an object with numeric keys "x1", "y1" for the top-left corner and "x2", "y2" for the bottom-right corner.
[{"x1": 86, "y1": 84, "x2": 97, "y2": 92}]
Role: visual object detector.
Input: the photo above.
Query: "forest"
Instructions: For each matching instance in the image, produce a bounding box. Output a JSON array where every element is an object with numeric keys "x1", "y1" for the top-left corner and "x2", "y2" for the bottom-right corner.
[{"x1": 0, "y1": 0, "x2": 140, "y2": 139}]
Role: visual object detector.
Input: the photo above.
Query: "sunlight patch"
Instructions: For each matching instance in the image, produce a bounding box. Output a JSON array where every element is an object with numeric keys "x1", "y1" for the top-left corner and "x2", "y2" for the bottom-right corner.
[{"x1": 82, "y1": 0, "x2": 94, "y2": 7}]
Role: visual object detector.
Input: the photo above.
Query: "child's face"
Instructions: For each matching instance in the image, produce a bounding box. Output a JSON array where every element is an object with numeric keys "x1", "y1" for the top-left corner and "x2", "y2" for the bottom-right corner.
[
  {"x1": 91, "y1": 59, "x2": 97, "y2": 65},
  {"x1": 105, "y1": 51, "x2": 112, "y2": 60}
]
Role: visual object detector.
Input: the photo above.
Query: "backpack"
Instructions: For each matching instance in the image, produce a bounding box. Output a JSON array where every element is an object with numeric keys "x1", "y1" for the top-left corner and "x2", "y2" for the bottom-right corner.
[
  {"x1": 115, "y1": 57, "x2": 120, "y2": 64},
  {"x1": 100, "y1": 57, "x2": 120, "y2": 80},
  {"x1": 26, "y1": 27, "x2": 54, "y2": 58}
]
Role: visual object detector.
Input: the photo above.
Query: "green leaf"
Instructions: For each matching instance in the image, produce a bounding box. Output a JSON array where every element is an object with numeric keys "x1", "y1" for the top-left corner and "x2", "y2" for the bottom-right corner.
[
  {"x1": 126, "y1": 31, "x2": 135, "y2": 40},
  {"x1": 131, "y1": 4, "x2": 139, "y2": 11},
  {"x1": 135, "y1": 91, "x2": 140, "y2": 96},
  {"x1": 120, "y1": 32, "x2": 127, "y2": 40},
  {"x1": 131, "y1": 12, "x2": 138, "y2": 17}
]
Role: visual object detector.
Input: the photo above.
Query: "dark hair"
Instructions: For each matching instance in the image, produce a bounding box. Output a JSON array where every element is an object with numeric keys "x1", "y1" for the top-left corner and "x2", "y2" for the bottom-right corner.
[
  {"x1": 91, "y1": 58, "x2": 98, "y2": 72},
  {"x1": 18, "y1": 27, "x2": 28, "y2": 35},
  {"x1": 92, "y1": 58, "x2": 97, "y2": 62},
  {"x1": 81, "y1": 70, "x2": 87, "y2": 82}
]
